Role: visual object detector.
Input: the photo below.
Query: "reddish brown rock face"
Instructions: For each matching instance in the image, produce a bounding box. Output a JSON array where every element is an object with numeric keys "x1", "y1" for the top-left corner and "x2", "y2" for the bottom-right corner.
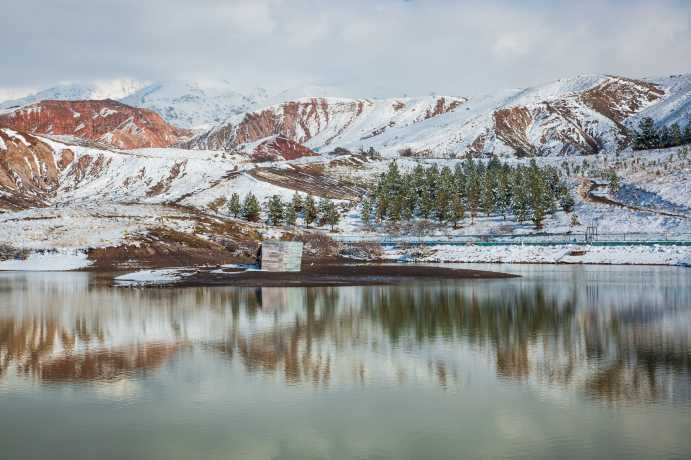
[
  {"x1": 250, "y1": 136, "x2": 318, "y2": 162},
  {"x1": 0, "y1": 100, "x2": 189, "y2": 149},
  {"x1": 0, "y1": 128, "x2": 63, "y2": 207},
  {"x1": 580, "y1": 77, "x2": 665, "y2": 124},
  {"x1": 424, "y1": 97, "x2": 464, "y2": 120},
  {"x1": 493, "y1": 106, "x2": 536, "y2": 156}
]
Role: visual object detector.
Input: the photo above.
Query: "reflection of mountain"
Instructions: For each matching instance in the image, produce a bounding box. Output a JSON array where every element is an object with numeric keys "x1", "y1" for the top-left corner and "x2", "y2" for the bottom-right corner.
[{"x1": 1, "y1": 272, "x2": 689, "y2": 404}]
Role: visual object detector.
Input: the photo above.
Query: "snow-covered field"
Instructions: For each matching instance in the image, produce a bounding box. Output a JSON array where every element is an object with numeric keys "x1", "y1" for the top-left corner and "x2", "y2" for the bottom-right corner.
[{"x1": 387, "y1": 244, "x2": 691, "y2": 266}]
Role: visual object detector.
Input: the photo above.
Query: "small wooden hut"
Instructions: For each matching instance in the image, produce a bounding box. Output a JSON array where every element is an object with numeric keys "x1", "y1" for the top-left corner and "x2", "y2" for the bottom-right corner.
[{"x1": 259, "y1": 240, "x2": 303, "y2": 272}]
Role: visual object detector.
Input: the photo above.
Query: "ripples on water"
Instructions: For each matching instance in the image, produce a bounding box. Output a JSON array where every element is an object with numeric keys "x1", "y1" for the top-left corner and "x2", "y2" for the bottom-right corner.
[{"x1": 1, "y1": 265, "x2": 690, "y2": 460}]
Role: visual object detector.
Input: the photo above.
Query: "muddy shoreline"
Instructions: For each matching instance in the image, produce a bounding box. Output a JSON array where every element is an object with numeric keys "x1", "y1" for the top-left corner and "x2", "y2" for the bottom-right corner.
[{"x1": 115, "y1": 264, "x2": 518, "y2": 288}]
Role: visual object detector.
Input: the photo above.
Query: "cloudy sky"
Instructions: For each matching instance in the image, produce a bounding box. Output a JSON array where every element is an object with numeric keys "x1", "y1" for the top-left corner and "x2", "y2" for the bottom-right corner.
[{"x1": 2, "y1": 0, "x2": 691, "y2": 98}]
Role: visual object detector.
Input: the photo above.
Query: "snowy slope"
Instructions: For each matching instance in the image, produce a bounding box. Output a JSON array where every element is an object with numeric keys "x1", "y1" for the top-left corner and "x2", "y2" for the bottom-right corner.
[
  {"x1": 631, "y1": 74, "x2": 691, "y2": 127},
  {"x1": 186, "y1": 95, "x2": 467, "y2": 152},
  {"x1": 188, "y1": 74, "x2": 690, "y2": 158},
  {"x1": 121, "y1": 80, "x2": 269, "y2": 131}
]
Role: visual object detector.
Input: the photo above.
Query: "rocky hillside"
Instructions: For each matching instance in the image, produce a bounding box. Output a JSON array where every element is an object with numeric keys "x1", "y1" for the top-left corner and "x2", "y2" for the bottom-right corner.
[
  {"x1": 0, "y1": 100, "x2": 189, "y2": 149},
  {"x1": 185, "y1": 95, "x2": 466, "y2": 151},
  {"x1": 187, "y1": 74, "x2": 690, "y2": 158},
  {"x1": 0, "y1": 128, "x2": 62, "y2": 209}
]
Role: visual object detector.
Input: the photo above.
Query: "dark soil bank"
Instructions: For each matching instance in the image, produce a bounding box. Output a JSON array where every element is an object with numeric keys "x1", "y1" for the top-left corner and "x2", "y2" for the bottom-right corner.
[{"x1": 155, "y1": 264, "x2": 518, "y2": 288}]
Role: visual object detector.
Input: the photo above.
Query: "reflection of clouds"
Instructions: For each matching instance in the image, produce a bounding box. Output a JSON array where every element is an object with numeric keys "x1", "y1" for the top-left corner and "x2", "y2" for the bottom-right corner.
[{"x1": 1, "y1": 269, "x2": 690, "y2": 405}]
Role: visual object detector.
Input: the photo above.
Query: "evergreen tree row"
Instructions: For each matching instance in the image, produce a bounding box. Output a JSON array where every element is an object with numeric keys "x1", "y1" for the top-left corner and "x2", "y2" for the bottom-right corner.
[
  {"x1": 361, "y1": 158, "x2": 574, "y2": 229},
  {"x1": 227, "y1": 192, "x2": 341, "y2": 230},
  {"x1": 633, "y1": 117, "x2": 691, "y2": 150}
]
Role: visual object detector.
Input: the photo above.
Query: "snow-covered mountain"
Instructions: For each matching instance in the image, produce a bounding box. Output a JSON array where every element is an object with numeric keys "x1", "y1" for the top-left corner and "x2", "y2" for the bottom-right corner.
[
  {"x1": 185, "y1": 95, "x2": 467, "y2": 152},
  {"x1": 187, "y1": 74, "x2": 691, "y2": 158},
  {"x1": 120, "y1": 81, "x2": 269, "y2": 131},
  {"x1": 1, "y1": 79, "x2": 270, "y2": 132},
  {"x1": 0, "y1": 79, "x2": 148, "y2": 111}
]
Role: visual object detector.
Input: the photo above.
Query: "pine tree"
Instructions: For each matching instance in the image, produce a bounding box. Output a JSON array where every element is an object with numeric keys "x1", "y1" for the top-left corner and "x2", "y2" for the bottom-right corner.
[
  {"x1": 388, "y1": 195, "x2": 403, "y2": 223},
  {"x1": 435, "y1": 190, "x2": 450, "y2": 223},
  {"x1": 633, "y1": 117, "x2": 659, "y2": 150},
  {"x1": 401, "y1": 183, "x2": 416, "y2": 221},
  {"x1": 659, "y1": 125, "x2": 671, "y2": 148},
  {"x1": 303, "y1": 195, "x2": 318, "y2": 228},
  {"x1": 669, "y1": 123, "x2": 683, "y2": 147},
  {"x1": 684, "y1": 122, "x2": 691, "y2": 144},
  {"x1": 481, "y1": 173, "x2": 495, "y2": 216},
  {"x1": 228, "y1": 192, "x2": 241, "y2": 218},
  {"x1": 267, "y1": 195, "x2": 284, "y2": 226},
  {"x1": 375, "y1": 194, "x2": 388, "y2": 222},
  {"x1": 241, "y1": 193, "x2": 261, "y2": 222},
  {"x1": 361, "y1": 198, "x2": 372, "y2": 226},
  {"x1": 608, "y1": 170, "x2": 621, "y2": 194},
  {"x1": 285, "y1": 203, "x2": 297, "y2": 226},
  {"x1": 317, "y1": 197, "x2": 330, "y2": 225},
  {"x1": 497, "y1": 167, "x2": 511, "y2": 219},
  {"x1": 559, "y1": 190, "x2": 575, "y2": 213},
  {"x1": 466, "y1": 169, "x2": 481, "y2": 223},
  {"x1": 449, "y1": 193, "x2": 465, "y2": 228},
  {"x1": 291, "y1": 192, "x2": 304, "y2": 214},
  {"x1": 323, "y1": 200, "x2": 340, "y2": 231},
  {"x1": 528, "y1": 164, "x2": 547, "y2": 229}
]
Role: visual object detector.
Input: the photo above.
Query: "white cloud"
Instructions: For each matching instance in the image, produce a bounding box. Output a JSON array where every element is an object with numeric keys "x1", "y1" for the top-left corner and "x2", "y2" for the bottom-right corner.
[{"x1": 0, "y1": 0, "x2": 689, "y2": 97}]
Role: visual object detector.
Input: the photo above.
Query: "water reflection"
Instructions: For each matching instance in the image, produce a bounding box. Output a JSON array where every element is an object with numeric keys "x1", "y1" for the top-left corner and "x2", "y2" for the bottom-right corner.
[{"x1": 1, "y1": 268, "x2": 690, "y2": 406}]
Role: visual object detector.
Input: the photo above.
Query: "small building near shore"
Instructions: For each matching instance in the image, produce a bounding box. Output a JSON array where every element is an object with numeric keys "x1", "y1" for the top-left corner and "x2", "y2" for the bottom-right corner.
[{"x1": 259, "y1": 240, "x2": 303, "y2": 272}]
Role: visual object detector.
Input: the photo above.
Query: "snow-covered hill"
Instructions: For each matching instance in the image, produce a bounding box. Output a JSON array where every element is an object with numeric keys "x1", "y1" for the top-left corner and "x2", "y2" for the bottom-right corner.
[
  {"x1": 185, "y1": 95, "x2": 468, "y2": 152},
  {"x1": 188, "y1": 74, "x2": 690, "y2": 158},
  {"x1": 121, "y1": 80, "x2": 269, "y2": 131},
  {"x1": 0, "y1": 100, "x2": 189, "y2": 149},
  {"x1": 1, "y1": 79, "x2": 270, "y2": 132}
]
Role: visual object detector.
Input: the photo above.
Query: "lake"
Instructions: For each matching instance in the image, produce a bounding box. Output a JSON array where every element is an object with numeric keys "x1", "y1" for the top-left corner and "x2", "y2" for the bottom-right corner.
[{"x1": 1, "y1": 265, "x2": 690, "y2": 460}]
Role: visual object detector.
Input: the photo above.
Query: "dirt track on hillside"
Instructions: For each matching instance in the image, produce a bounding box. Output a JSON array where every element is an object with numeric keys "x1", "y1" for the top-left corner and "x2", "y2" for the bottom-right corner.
[{"x1": 578, "y1": 177, "x2": 689, "y2": 220}]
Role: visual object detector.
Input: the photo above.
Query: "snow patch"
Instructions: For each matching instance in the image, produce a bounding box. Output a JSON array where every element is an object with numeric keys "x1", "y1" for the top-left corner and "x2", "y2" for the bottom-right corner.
[
  {"x1": 114, "y1": 268, "x2": 189, "y2": 286},
  {"x1": 0, "y1": 250, "x2": 92, "y2": 271}
]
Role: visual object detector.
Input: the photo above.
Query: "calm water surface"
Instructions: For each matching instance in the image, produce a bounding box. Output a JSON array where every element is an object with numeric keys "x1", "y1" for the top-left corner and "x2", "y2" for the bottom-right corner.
[{"x1": 1, "y1": 265, "x2": 690, "y2": 460}]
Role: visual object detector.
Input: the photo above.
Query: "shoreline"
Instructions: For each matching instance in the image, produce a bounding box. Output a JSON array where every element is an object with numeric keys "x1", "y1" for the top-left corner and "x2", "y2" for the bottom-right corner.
[{"x1": 112, "y1": 264, "x2": 519, "y2": 288}]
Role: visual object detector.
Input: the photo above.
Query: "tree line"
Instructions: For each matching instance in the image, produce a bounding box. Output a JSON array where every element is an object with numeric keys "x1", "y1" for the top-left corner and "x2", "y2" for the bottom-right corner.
[
  {"x1": 226, "y1": 191, "x2": 341, "y2": 230},
  {"x1": 360, "y1": 158, "x2": 574, "y2": 229},
  {"x1": 633, "y1": 117, "x2": 691, "y2": 150}
]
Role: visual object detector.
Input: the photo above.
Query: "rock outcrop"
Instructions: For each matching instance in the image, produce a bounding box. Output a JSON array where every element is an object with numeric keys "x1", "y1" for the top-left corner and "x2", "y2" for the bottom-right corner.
[
  {"x1": 249, "y1": 136, "x2": 318, "y2": 162},
  {"x1": 0, "y1": 128, "x2": 61, "y2": 207}
]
